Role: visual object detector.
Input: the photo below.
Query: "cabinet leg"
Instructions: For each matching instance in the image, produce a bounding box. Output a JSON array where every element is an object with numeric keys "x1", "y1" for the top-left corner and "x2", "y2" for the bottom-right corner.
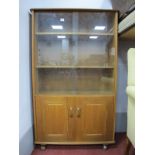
[
  {"x1": 40, "y1": 145, "x2": 46, "y2": 150},
  {"x1": 103, "y1": 144, "x2": 108, "y2": 150}
]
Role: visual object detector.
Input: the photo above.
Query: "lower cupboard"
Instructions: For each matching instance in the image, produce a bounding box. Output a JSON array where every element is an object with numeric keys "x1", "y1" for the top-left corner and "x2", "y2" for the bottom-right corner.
[{"x1": 34, "y1": 95, "x2": 115, "y2": 144}]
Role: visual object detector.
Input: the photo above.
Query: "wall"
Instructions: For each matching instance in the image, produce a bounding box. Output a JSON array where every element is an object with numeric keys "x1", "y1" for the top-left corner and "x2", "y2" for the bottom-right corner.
[
  {"x1": 116, "y1": 39, "x2": 135, "y2": 132},
  {"x1": 19, "y1": 7, "x2": 33, "y2": 155},
  {"x1": 19, "y1": 0, "x2": 112, "y2": 155}
]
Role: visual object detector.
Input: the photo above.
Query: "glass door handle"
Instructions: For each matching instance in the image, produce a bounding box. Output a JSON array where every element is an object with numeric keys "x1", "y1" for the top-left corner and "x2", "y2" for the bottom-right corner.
[
  {"x1": 69, "y1": 107, "x2": 74, "y2": 117},
  {"x1": 76, "y1": 107, "x2": 81, "y2": 117}
]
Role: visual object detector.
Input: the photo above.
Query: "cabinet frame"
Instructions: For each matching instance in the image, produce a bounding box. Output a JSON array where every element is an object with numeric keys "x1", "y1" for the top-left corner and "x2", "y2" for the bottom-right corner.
[{"x1": 31, "y1": 9, "x2": 118, "y2": 145}]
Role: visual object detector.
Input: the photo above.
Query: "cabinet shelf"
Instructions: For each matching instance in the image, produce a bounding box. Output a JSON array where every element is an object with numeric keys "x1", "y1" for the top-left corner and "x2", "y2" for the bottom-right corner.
[
  {"x1": 35, "y1": 32, "x2": 114, "y2": 36},
  {"x1": 36, "y1": 65, "x2": 114, "y2": 69},
  {"x1": 36, "y1": 90, "x2": 114, "y2": 96}
]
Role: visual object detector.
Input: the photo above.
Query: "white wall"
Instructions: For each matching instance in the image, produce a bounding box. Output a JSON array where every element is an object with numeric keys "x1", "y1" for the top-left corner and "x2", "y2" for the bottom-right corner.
[{"x1": 19, "y1": 0, "x2": 112, "y2": 155}]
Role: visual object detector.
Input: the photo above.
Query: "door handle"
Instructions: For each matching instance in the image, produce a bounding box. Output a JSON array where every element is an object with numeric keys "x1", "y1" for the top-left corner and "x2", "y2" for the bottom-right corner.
[
  {"x1": 69, "y1": 107, "x2": 74, "y2": 117},
  {"x1": 76, "y1": 107, "x2": 81, "y2": 117}
]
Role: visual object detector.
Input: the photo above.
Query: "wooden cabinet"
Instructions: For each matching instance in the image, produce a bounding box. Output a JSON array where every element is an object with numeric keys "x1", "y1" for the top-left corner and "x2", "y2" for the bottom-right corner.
[
  {"x1": 31, "y1": 9, "x2": 118, "y2": 145},
  {"x1": 35, "y1": 96, "x2": 114, "y2": 144}
]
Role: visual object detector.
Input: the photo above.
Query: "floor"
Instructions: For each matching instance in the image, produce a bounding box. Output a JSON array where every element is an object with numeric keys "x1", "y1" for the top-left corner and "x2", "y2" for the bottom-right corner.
[{"x1": 32, "y1": 133, "x2": 135, "y2": 155}]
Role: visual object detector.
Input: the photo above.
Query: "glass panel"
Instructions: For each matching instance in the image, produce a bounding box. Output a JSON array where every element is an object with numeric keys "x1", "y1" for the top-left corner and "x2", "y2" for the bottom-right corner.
[
  {"x1": 37, "y1": 35, "x2": 74, "y2": 66},
  {"x1": 35, "y1": 12, "x2": 72, "y2": 32},
  {"x1": 77, "y1": 36, "x2": 114, "y2": 67},
  {"x1": 35, "y1": 11, "x2": 116, "y2": 95},
  {"x1": 38, "y1": 68, "x2": 114, "y2": 95},
  {"x1": 35, "y1": 12, "x2": 114, "y2": 33},
  {"x1": 36, "y1": 35, "x2": 114, "y2": 67},
  {"x1": 78, "y1": 12, "x2": 114, "y2": 33}
]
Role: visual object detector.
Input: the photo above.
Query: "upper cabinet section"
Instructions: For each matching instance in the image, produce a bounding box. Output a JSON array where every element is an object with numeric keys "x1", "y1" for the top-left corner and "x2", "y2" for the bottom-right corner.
[
  {"x1": 31, "y1": 10, "x2": 118, "y2": 95},
  {"x1": 34, "y1": 11, "x2": 117, "y2": 68},
  {"x1": 35, "y1": 11, "x2": 115, "y2": 34}
]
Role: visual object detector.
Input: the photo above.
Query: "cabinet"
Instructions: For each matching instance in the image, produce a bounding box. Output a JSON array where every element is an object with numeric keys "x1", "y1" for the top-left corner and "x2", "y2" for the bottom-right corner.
[
  {"x1": 35, "y1": 96, "x2": 114, "y2": 143},
  {"x1": 31, "y1": 9, "x2": 118, "y2": 145}
]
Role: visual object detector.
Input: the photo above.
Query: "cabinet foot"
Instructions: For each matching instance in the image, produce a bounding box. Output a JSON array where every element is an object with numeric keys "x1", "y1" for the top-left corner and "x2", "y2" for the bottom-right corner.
[
  {"x1": 40, "y1": 145, "x2": 46, "y2": 150},
  {"x1": 103, "y1": 145, "x2": 108, "y2": 150}
]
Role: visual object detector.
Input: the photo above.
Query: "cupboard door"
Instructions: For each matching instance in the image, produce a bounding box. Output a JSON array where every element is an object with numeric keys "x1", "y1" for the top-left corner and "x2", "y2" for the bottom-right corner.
[
  {"x1": 80, "y1": 96, "x2": 115, "y2": 142},
  {"x1": 35, "y1": 96, "x2": 68, "y2": 142}
]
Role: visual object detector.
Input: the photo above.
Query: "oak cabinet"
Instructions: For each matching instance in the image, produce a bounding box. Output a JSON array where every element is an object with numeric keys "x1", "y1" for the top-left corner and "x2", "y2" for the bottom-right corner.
[
  {"x1": 35, "y1": 96, "x2": 114, "y2": 143},
  {"x1": 31, "y1": 9, "x2": 118, "y2": 145}
]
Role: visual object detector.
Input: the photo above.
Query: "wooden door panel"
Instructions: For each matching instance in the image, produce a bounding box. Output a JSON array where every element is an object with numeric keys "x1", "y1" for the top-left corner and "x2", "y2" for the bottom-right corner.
[
  {"x1": 35, "y1": 96, "x2": 68, "y2": 142},
  {"x1": 83, "y1": 103, "x2": 107, "y2": 140},
  {"x1": 80, "y1": 96, "x2": 114, "y2": 141},
  {"x1": 43, "y1": 103, "x2": 68, "y2": 141}
]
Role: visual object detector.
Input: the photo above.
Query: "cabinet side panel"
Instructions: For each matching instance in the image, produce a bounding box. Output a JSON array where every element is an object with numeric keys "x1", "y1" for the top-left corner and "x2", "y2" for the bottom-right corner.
[
  {"x1": 107, "y1": 12, "x2": 118, "y2": 140},
  {"x1": 31, "y1": 10, "x2": 38, "y2": 141},
  {"x1": 113, "y1": 12, "x2": 118, "y2": 140}
]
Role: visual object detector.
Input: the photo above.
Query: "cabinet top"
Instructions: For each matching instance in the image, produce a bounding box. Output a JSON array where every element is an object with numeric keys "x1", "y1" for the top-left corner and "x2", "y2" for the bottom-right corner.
[{"x1": 30, "y1": 8, "x2": 119, "y2": 13}]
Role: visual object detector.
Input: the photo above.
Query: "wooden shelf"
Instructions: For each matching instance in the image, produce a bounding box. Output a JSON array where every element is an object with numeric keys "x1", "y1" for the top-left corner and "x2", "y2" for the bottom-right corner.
[
  {"x1": 36, "y1": 65, "x2": 114, "y2": 69},
  {"x1": 35, "y1": 32, "x2": 114, "y2": 36},
  {"x1": 36, "y1": 90, "x2": 114, "y2": 96}
]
